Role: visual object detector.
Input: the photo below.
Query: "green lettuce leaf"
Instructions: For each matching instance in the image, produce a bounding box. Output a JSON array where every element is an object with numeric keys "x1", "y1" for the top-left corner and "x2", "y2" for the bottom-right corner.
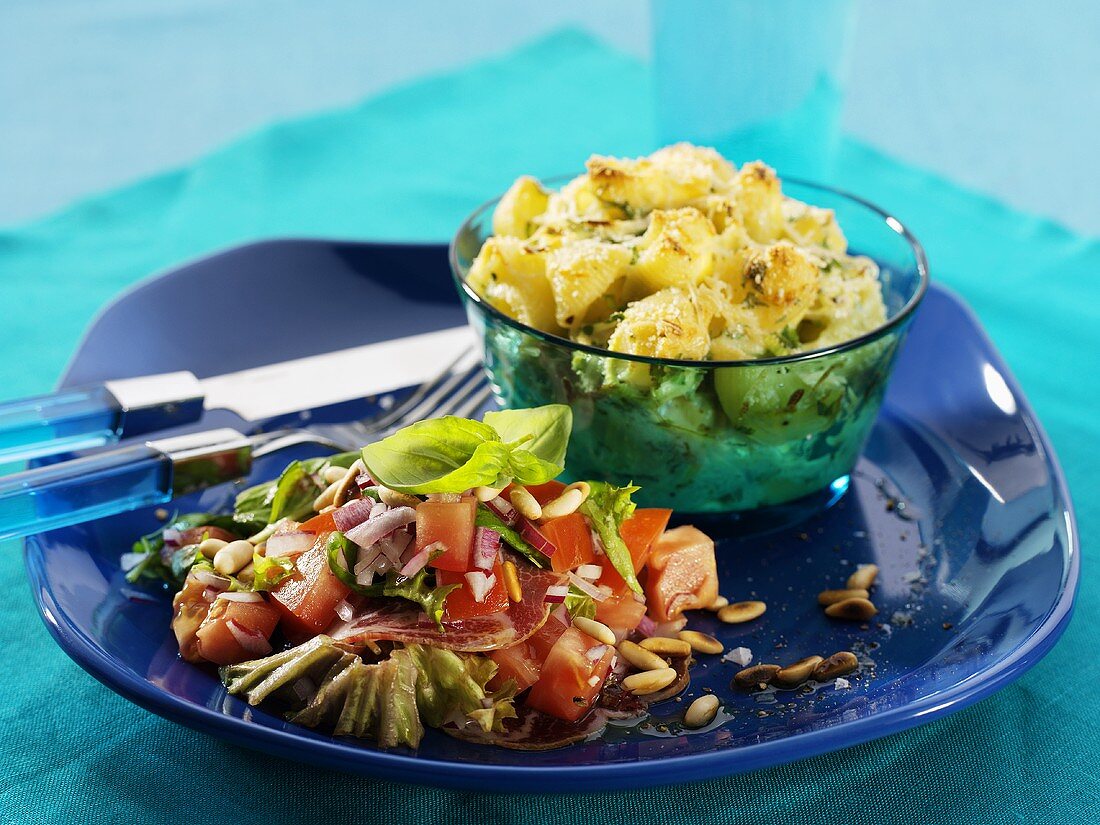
[
  {"x1": 564, "y1": 586, "x2": 597, "y2": 621},
  {"x1": 580, "y1": 480, "x2": 642, "y2": 594},
  {"x1": 220, "y1": 636, "x2": 517, "y2": 749},
  {"x1": 250, "y1": 553, "x2": 295, "y2": 591}
]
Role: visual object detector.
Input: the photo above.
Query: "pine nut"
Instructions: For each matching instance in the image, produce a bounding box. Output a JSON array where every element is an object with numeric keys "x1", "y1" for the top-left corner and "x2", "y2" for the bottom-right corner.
[
  {"x1": 509, "y1": 486, "x2": 542, "y2": 520},
  {"x1": 332, "y1": 460, "x2": 366, "y2": 507},
  {"x1": 733, "y1": 664, "x2": 781, "y2": 690},
  {"x1": 683, "y1": 694, "x2": 720, "y2": 728},
  {"x1": 322, "y1": 465, "x2": 347, "y2": 484},
  {"x1": 502, "y1": 560, "x2": 523, "y2": 602},
  {"x1": 640, "y1": 637, "x2": 692, "y2": 657},
  {"x1": 678, "y1": 630, "x2": 724, "y2": 655},
  {"x1": 312, "y1": 479, "x2": 340, "y2": 511},
  {"x1": 817, "y1": 588, "x2": 869, "y2": 606},
  {"x1": 846, "y1": 563, "x2": 879, "y2": 591},
  {"x1": 718, "y1": 600, "x2": 767, "y2": 624},
  {"x1": 564, "y1": 481, "x2": 591, "y2": 502},
  {"x1": 213, "y1": 540, "x2": 254, "y2": 576},
  {"x1": 774, "y1": 655, "x2": 825, "y2": 687},
  {"x1": 707, "y1": 595, "x2": 729, "y2": 611},
  {"x1": 574, "y1": 617, "x2": 616, "y2": 646},
  {"x1": 539, "y1": 488, "x2": 585, "y2": 520},
  {"x1": 619, "y1": 640, "x2": 669, "y2": 672},
  {"x1": 475, "y1": 484, "x2": 506, "y2": 502},
  {"x1": 622, "y1": 667, "x2": 677, "y2": 695},
  {"x1": 198, "y1": 538, "x2": 228, "y2": 559},
  {"x1": 824, "y1": 597, "x2": 877, "y2": 621},
  {"x1": 379, "y1": 487, "x2": 420, "y2": 508},
  {"x1": 812, "y1": 651, "x2": 858, "y2": 681},
  {"x1": 236, "y1": 562, "x2": 256, "y2": 586}
]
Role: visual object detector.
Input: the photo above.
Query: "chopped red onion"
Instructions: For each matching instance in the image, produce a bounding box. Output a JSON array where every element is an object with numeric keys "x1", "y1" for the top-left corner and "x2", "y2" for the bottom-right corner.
[
  {"x1": 345, "y1": 506, "x2": 416, "y2": 548},
  {"x1": 334, "y1": 597, "x2": 356, "y2": 622},
  {"x1": 119, "y1": 552, "x2": 144, "y2": 572},
  {"x1": 472, "y1": 527, "x2": 501, "y2": 570},
  {"x1": 465, "y1": 571, "x2": 496, "y2": 603},
  {"x1": 585, "y1": 644, "x2": 610, "y2": 663},
  {"x1": 484, "y1": 495, "x2": 518, "y2": 526},
  {"x1": 575, "y1": 563, "x2": 603, "y2": 581},
  {"x1": 369, "y1": 501, "x2": 389, "y2": 519},
  {"x1": 354, "y1": 546, "x2": 381, "y2": 575},
  {"x1": 519, "y1": 520, "x2": 557, "y2": 558},
  {"x1": 636, "y1": 614, "x2": 658, "y2": 637},
  {"x1": 193, "y1": 569, "x2": 232, "y2": 589},
  {"x1": 399, "y1": 546, "x2": 432, "y2": 577},
  {"x1": 201, "y1": 588, "x2": 218, "y2": 603},
  {"x1": 163, "y1": 528, "x2": 182, "y2": 548},
  {"x1": 226, "y1": 619, "x2": 272, "y2": 656},
  {"x1": 355, "y1": 567, "x2": 376, "y2": 587},
  {"x1": 653, "y1": 617, "x2": 688, "y2": 637},
  {"x1": 355, "y1": 472, "x2": 374, "y2": 490},
  {"x1": 544, "y1": 584, "x2": 569, "y2": 604},
  {"x1": 332, "y1": 498, "x2": 377, "y2": 532},
  {"x1": 215, "y1": 591, "x2": 264, "y2": 603},
  {"x1": 265, "y1": 531, "x2": 314, "y2": 557},
  {"x1": 566, "y1": 572, "x2": 607, "y2": 601}
]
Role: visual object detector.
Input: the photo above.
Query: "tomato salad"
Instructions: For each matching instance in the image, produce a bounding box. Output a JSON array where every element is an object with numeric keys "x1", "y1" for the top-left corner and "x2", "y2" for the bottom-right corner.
[{"x1": 124, "y1": 405, "x2": 720, "y2": 750}]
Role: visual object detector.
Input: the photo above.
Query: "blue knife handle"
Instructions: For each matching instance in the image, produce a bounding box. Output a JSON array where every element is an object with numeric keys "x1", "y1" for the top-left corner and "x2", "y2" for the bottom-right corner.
[
  {"x1": 0, "y1": 428, "x2": 252, "y2": 541},
  {"x1": 0, "y1": 372, "x2": 204, "y2": 464}
]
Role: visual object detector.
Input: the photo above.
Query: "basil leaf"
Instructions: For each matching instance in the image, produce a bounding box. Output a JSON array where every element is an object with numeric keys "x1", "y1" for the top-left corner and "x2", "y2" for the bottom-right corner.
[
  {"x1": 234, "y1": 452, "x2": 359, "y2": 526},
  {"x1": 483, "y1": 405, "x2": 572, "y2": 467},
  {"x1": 475, "y1": 506, "x2": 545, "y2": 568},
  {"x1": 170, "y1": 544, "x2": 203, "y2": 580},
  {"x1": 361, "y1": 417, "x2": 506, "y2": 494},
  {"x1": 580, "y1": 481, "x2": 642, "y2": 594},
  {"x1": 506, "y1": 447, "x2": 562, "y2": 487}
]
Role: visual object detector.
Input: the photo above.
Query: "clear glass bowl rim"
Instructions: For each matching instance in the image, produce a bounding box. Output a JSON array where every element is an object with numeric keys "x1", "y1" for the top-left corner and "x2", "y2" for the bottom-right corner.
[{"x1": 449, "y1": 176, "x2": 930, "y2": 369}]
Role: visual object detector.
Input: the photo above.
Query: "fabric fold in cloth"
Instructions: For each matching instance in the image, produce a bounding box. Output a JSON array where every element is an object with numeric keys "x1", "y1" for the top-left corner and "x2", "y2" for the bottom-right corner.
[{"x1": 0, "y1": 27, "x2": 1096, "y2": 825}]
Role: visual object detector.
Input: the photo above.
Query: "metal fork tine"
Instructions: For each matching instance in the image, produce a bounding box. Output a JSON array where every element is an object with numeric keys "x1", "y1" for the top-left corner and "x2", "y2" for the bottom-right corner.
[
  {"x1": 366, "y1": 359, "x2": 484, "y2": 434},
  {"x1": 359, "y1": 344, "x2": 479, "y2": 434}
]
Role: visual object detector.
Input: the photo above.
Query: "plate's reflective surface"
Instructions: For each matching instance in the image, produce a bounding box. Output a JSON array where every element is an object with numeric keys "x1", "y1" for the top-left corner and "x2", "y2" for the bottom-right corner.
[{"x1": 25, "y1": 240, "x2": 1077, "y2": 792}]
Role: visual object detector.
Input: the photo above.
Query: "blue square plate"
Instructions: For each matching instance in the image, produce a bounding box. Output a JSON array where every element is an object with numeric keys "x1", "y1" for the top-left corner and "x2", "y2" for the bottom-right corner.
[{"x1": 25, "y1": 240, "x2": 1079, "y2": 792}]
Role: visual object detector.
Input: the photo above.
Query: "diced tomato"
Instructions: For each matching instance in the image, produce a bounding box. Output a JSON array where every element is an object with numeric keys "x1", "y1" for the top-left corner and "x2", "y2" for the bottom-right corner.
[
  {"x1": 541, "y1": 512, "x2": 596, "y2": 573},
  {"x1": 488, "y1": 642, "x2": 541, "y2": 692},
  {"x1": 298, "y1": 510, "x2": 337, "y2": 535},
  {"x1": 644, "y1": 525, "x2": 718, "y2": 621},
  {"x1": 417, "y1": 500, "x2": 476, "y2": 572},
  {"x1": 595, "y1": 590, "x2": 647, "y2": 635},
  {"x1": 270, "y1": 542, "x2": 351, "y2": 640},
  {"x1": 437, "y1": 561, "x2": 509, "y2": 620},
  {"x1": 598, "y1": 508, "x2": 673, "y2": 593},
  {"x1": 488, "y1": 607, "x2": 570, "y2": 692},
  {"x1": 525, "y1": 626, "x2": 615, "y2": 722},
  {"x1": 195, "y1": 597, "x2": 280, "y2": 665}
]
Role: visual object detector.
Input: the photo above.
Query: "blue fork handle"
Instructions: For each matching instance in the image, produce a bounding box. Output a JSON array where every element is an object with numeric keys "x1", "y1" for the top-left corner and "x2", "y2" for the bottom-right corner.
[
  {"x1": 0, "y1": 428, "x2": 252, "y2": 541},
  {"x1": 0, "y1": 372, "x2": 205, "y2": 465}
]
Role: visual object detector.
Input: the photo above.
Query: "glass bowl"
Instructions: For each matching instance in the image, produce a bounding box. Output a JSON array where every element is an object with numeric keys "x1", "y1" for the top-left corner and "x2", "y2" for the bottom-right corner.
[{"x1": 450, "y1": 180, "x2": 929, "y2": 515}]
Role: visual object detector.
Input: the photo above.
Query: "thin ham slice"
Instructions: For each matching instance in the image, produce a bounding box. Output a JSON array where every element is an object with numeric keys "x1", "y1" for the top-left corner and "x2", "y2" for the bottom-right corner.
[{"x1": 327, "y1": 555, "x2": 564, "y2": 653}]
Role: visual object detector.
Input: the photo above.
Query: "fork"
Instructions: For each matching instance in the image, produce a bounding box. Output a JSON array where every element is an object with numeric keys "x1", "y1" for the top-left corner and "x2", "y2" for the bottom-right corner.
[{"x1": 0, "y1": 351, "x2": 493, "y2": 541}]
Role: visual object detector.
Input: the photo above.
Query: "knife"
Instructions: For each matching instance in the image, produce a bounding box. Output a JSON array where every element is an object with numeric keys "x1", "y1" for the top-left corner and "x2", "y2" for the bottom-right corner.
[{"x1": 0, "y1": 325, "x2": 475, "y2": 463}]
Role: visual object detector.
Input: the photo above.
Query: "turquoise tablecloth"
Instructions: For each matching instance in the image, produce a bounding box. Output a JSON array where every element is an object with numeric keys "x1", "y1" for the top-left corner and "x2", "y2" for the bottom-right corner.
[{"x1": 1, "y1": 31, "x2": 1096, "y2": 824}]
